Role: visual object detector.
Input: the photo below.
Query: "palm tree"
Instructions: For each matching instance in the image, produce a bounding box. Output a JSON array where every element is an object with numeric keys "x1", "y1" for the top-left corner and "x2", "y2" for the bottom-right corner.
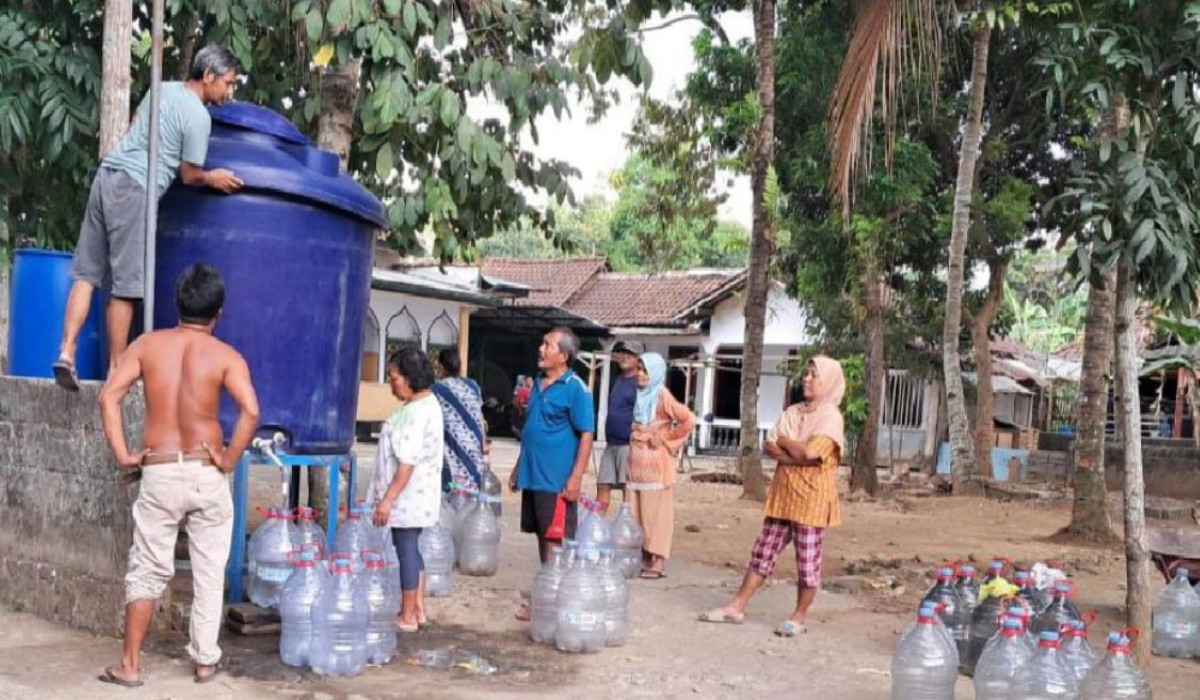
[{"x1": 737, "y1": 0, "x2": 776, "y2": 501}]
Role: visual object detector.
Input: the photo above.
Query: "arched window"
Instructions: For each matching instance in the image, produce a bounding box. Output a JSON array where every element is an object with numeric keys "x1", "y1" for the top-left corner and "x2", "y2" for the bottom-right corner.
[
  {"x1": 362, "y1": 308, "x2": 381, "y2": 382},
  {"x1": 427, "y1": 310, "x2": 458, "y2": 353},
  {"x1": 385, "y1": 307, "x2": 422, "y2": 364}
]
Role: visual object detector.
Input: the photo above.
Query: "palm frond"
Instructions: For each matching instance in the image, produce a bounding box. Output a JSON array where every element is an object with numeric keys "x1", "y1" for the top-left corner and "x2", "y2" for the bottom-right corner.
[{"x1": 826, "y1": 0, "x2": 943, "y2": 223}]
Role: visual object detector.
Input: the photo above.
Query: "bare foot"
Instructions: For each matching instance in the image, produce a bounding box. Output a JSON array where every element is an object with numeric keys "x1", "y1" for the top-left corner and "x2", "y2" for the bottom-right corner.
[{"x1": 194, "y1": 664, "x2": 220, "y2": 683}]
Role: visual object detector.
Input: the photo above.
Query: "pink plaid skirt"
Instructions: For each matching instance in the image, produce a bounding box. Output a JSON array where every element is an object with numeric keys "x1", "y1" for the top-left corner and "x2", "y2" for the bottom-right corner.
[{"x1": 748, "y1": 517, "x2": 825, "y2": 587}]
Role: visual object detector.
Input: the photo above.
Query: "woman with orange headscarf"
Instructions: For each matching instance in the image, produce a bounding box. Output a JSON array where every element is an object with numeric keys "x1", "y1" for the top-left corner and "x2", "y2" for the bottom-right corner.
[{"x1": 698, "y1": 356, "x2": 846, "y2": 637}]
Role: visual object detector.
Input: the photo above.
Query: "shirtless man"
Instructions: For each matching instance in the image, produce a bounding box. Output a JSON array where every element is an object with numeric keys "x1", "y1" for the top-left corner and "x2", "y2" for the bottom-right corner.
[{"x1": 97, "y1": 263, "x2": 259, "y2": 686}]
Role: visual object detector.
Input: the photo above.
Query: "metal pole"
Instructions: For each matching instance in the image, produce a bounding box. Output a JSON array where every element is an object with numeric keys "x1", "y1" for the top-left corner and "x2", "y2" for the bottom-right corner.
[{"x1": 143, "y1": 0, "x2": 164, "y2": 334}]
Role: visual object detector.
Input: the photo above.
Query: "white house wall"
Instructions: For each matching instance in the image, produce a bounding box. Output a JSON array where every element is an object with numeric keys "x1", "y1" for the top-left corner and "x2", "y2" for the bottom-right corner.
[
  {"x1": 367, "y1": 289, "x2": 467, "y2": 383},
  {"x1": 598, "y1": 284, "x2": 810, "y2": 448}
]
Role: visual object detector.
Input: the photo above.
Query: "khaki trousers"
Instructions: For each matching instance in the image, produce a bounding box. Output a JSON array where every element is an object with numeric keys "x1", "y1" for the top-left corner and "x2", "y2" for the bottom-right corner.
[{"x1": 125, "y1": 459, "x2": 233, "y2": 666}]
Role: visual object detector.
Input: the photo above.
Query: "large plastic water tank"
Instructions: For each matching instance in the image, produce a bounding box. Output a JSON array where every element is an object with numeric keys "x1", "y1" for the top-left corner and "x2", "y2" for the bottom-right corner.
[
  {"x1": 153, "y1": 103, "x2": 385, "y2": 454},
  {"x1": 8, "y1": 248, "x2": 107, "y2": 380}
]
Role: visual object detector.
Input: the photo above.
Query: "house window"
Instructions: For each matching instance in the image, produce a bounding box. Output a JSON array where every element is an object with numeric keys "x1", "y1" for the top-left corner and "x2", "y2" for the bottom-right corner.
[
  {"x1": 712, "y1": 346, "x2": 742, "y2": 420},
  {"x1": 882, "y1": 370, "x2": 925, "y2": 429},
  {"x1": 386, "y1": 307, "x2": 422, "y2": 362},
  {"x1": 427, "y1": 310, "x2": 459, "y2": 369},
  {"x1": 362, "y1": 308, "x2": 381, "y2": 383}
]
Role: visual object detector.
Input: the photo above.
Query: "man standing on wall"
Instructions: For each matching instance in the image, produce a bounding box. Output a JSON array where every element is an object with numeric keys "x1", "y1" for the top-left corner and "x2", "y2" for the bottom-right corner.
[
  {"x1": 97, "y1": 264, "x2": 259, "y2": 685},
  {"x1": 53, "y1": 45, "x2": 245, "y2": 391},
  {"x1": 595, "y1": 340, "x2": 643, "y2": 513},
  {"x1": 509, "y1": 327, "x2": 595, "y2": 563}
]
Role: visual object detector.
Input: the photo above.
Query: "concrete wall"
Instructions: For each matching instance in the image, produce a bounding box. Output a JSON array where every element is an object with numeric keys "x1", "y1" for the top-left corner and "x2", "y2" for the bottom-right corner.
[
  {"x1": 0, "y1": 376, "x2": 144, "y2": 636},
  {"x1": 367, "y1": 289, "x2": 465, "y2": 383},
  {"x1": 1105, "y1": 440, "x2": 1200, "y2": 501}
]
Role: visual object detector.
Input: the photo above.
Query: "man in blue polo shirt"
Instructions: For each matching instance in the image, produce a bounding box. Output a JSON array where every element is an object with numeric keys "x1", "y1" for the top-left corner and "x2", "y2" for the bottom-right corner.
[{"x1": 509, "y1": 326, "x2": 596, "y2": 567}]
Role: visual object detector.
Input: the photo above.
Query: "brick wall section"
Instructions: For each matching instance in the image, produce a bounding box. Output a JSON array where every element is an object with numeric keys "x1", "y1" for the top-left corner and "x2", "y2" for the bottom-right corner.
[
  {"x1": 1024, "y1": 450, "x2": 1071, "y2": 484},
  {"x1": 0, "y1": 376, "x2": 145, "y2": 636}
]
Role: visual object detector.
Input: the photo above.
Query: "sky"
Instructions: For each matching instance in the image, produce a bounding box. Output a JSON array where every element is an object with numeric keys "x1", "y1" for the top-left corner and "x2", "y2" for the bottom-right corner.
[{"x1": 471, "y1": 10, "x2": 756, "y2": 230}]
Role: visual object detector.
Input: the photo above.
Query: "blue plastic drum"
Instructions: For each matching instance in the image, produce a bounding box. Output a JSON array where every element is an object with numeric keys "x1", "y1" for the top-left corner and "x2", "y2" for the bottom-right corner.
[{"x1": 7, "y1": 248, "x2": 107, "y2": 381}]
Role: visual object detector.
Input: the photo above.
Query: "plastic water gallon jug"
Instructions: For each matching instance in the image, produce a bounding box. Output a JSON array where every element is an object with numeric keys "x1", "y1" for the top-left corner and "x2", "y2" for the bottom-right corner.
[
  {"x1": 334, "y1": 503, "x2": 374, "y2": 573},
  {"x1": 478, "y1": 466, "x2": 503, "y2": 518},
  {"x1": 1009, "y1": 631, "x2": 1079, "y2": 700},
  {"x1": 965, "y1": 586, "x2": 1008, "y2": 673},
  {"x1": 891, "y1": 604, "x2": 957, "y2": 700},
  {"x1": 1035, "y1": 582, "x2": 1083, "y2": 636},
  {"x1": 1078, "y1": 632, "x2": 1152, "y2": 700},
  {"x1": 1152, "y1": 568, "x2": 1200, "y2": 658},
  {"x1": 419, "y1": 523, "x2": 456, "y2": 597},
  {"x1": 555, "y1": 556, "x2": 607, "y2": 654},
  {"x1": 360, "y1": 550, "x2": 399, "y2": 665},
  {"x1": 954, "y1": 564, "x2": 980, "y2": 623},
  {"x1": 921, "y1": 567, "x2": 968, "y2": 662},
  {"x1": 295, "y1": 506, "x2": 327, "y2": 554},
  {"x1": 1061, "y1": 618, "x2": 1098, "y2": 683},
  {"x1": 974, "y1": 616, "x2": 1034, "y2": 700},
  {"x1": 457, "y1": 498, "x2": 501, "y2": 576},
  {"x1": 576, "y1": 500, "x2": 613, "y2": 563},
  {"x1": 309, "y1": 557, "x2": 369, "y2": 677},
  {"x1": 279, "y1": 548, "x2": 325, "y2": 667},
  {"x1": 249, "y1": 507, "x2": 301, "y2": 608},
  {"x1": 598, "y1": 552, "x2": 630, "y2": 647},
  {"x1": 531, "y1": 547, "x2": 567, "y2": 645},
  {"x1": 612, "y1": 502, "x2": 645, "y2": 579}
]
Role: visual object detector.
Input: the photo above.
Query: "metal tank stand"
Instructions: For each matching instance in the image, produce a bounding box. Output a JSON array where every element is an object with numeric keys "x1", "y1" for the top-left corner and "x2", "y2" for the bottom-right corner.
[{"x1": 225, "y1": 438, "x2": 357, "y2": 603}]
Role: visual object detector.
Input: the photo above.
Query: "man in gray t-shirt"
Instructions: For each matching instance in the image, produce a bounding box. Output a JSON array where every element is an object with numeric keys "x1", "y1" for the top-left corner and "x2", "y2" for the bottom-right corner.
[{"x1": 53, "y1": 45, "x2": 246, "y2": 391}]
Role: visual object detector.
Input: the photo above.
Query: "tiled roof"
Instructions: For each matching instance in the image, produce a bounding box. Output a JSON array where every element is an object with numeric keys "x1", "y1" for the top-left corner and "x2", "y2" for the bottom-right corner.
[
  {"x1": 480, "y1": 257, "x2": 608, "y2": 308},
  {"x1": 567, "y1": 271, "x2": 745, "y2": 327},
  {"x1": 478, "y1": 257, "x2": 746, "y2": 328}
]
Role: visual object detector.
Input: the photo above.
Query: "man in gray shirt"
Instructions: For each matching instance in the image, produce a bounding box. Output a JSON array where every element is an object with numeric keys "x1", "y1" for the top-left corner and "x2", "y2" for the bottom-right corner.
[{"x1": 53, "y1": 45, "x2": 245, "y2": 391}]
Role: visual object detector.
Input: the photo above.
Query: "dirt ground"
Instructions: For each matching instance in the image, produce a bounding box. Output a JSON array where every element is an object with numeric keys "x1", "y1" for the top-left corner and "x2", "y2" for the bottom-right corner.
[{"x1": 2, "y1": 439, "x2": 1200, "y2": 699}]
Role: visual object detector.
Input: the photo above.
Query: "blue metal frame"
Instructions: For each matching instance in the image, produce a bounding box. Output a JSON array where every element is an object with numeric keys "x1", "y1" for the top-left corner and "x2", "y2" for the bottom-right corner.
[{"x1": 225, "y1": 451, "x2": 357, "y2": 603}]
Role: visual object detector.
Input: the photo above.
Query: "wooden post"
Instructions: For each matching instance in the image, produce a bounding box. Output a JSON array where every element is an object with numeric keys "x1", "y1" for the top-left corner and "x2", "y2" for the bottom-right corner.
[
  {"x1": 1174, "y1": 367, "x2": 1186, "y2": 438},
  {"x1": 457, "y1": 306, "x2": 470, "y2": 377}
]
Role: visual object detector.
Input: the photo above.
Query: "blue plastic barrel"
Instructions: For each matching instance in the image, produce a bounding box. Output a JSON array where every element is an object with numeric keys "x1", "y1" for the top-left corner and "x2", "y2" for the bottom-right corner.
[
  {"x1": 8, "y1": 248, "x2": 107, "y2": 380},
  {"x1": 155, "y1": 103, "x2": 385, "y2": 454}
]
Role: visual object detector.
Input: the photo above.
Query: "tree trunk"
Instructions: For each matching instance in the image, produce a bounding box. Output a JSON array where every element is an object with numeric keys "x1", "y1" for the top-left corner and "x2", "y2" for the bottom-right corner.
[
  {"x1": 1064, "y1": 266, "x2": 1118, "y2": 540},
  {"x1": 737, "y1": 0, "x2": 776, "y2": 502},
  {"x1": 851, "y1": 275, "x2": 883, "y2": 495},
  {"x1": 1114, "y1": 252, "x2": 1150, "y2": 662},
  {"x1": 943, "y1": 25, "x2": 990, "y2": 482},
  {"x1": 970, "y1": 257, "x2": 1006, "y2": 480},
  {"x1": 100, "y1": 0, "x2": 133, "y2": 155},
  {"x1": 317, "y1": 60, "x2": 361, "y2": 171}
]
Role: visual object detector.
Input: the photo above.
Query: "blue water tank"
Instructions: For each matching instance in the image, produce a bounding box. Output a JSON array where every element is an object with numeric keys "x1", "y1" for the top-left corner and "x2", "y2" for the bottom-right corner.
[
  {"x1": 8, "y1": 248, "x2": 107, "y2": 380},
  {"x1": 154, "y1": 103, "x2": 385, "y2": 454}
]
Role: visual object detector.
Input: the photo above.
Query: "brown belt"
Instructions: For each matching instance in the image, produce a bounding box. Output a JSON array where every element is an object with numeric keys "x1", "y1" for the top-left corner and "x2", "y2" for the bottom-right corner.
[{"x1": 141, "y1": 450, "x2": 217, "y2": 467}]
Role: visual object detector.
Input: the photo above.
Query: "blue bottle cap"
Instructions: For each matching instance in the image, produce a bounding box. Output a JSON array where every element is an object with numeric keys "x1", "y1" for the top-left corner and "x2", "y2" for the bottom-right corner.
[
  {"x1": 1107, "y1": 632, "x2": 1122, "y2": 644},
  {"x1": 938, "y1": 567, "x2": 954, "y2": 577},
  {"x1": 960, "y1": 565, "x2": 976, "y2": 574},
  {"x1": 1039, "y1": 631, "x2": 1059, "y2": 641},
  {"x1": 1178, "y1": 568, "x2": 1190, "y2": 578},
  {"x1": 1002, "y1": 618, "x2": 1023, "y2": 630}
]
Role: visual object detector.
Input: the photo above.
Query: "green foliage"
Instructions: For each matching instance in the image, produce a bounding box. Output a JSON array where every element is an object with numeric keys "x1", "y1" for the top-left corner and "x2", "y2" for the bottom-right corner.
[
  {"x1": 0, "y1": 3, "x2": 102, "y2": 252},
  {"x1": 1040, "y1": 0, "x2": 1200, "y2": 313},
  {"x1": 4, "y1": 0, "x2": 676, "y2": 259}
]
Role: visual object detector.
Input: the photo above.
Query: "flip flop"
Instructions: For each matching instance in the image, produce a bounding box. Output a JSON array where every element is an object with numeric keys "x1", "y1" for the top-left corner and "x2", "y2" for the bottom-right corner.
[
  {"x1": 774, "y1": 620, "x2": 807, "y2": 637},
  {"x1": 98, "y1": 666, "x2": 143, "y2": 687},
  {"x1": 698, "y1": 608, "x2": 744, "y2": 624},
  {"x1": 396, "y1": 620, "x2": 420, "y2": 633},
  {"x1": 639, "y1": 569, "x2": 667, "y2": 580},
  {"x1": 52, "y1": 360, "x2": 81, "y2": 392},
  {"x1": 194, "y1": 663, "x2": 222, "y2": 684}
]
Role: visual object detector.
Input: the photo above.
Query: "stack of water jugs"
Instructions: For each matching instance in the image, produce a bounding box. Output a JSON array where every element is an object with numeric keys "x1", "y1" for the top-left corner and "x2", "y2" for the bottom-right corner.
[
  {"x1": 530, "y1": 501, "x2": 641, "y2": 654},
  {"x1": 440, "y1": 469, "x2": 505, "y2": 578},
  {"x1": 890, "y1": 560, "x2": 1153, "y2": 700},
  {"x1": 246, "y1": 502, "x2": 401, "y2": 677},
  {"x1": 1151, "y1": 567, "x2": 1200, "y2": 659}
]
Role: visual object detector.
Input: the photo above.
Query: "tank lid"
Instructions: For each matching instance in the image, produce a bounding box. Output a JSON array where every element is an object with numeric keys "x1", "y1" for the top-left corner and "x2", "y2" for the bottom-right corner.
[
  {"x1": 210, "y1": 102, "x2": 308, "y2": 145},
  {"x1": 202, "y1": 104, "x2": 387, "y2": 228}
]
